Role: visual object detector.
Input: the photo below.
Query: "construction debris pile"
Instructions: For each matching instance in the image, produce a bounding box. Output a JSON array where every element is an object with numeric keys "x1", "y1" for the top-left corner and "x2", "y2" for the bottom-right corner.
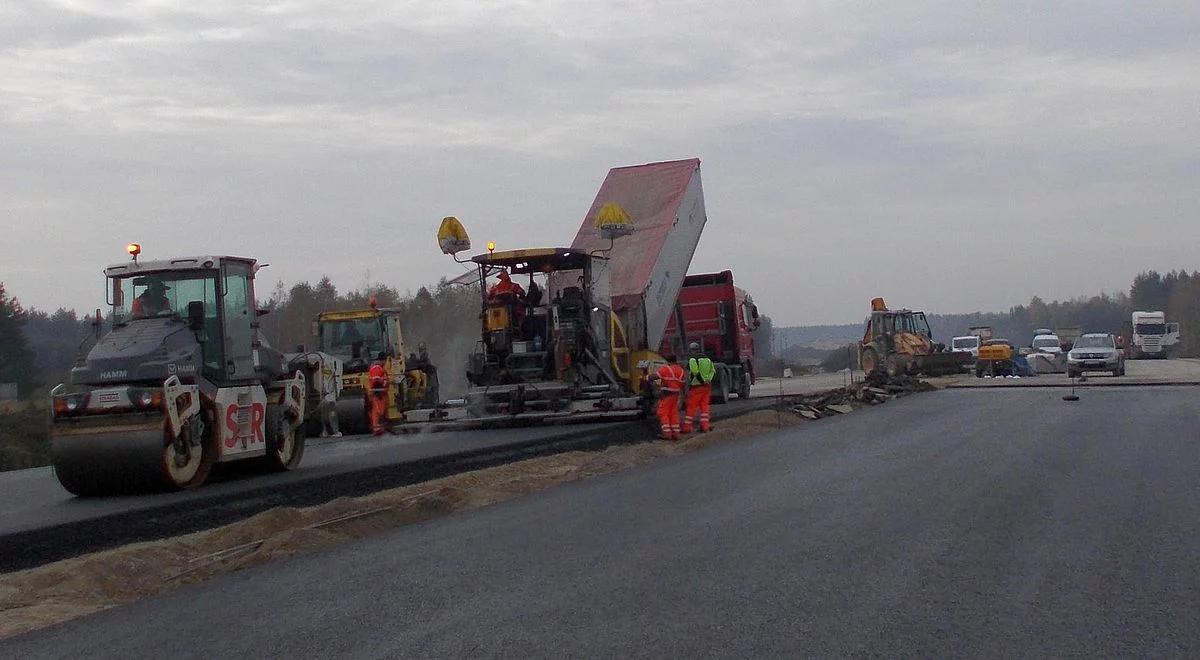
[{"x1": 787, "y1": 375, "x2": 936, "y2": 420}]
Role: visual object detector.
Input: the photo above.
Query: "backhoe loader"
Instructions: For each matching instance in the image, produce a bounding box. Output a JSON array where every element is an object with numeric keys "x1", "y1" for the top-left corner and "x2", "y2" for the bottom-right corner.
[{"x1": 858, "y1": 297, "x2": 970, "y2": 379}]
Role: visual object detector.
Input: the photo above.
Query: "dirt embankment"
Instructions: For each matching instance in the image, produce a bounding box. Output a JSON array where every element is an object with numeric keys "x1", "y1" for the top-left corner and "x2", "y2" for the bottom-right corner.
[{"x1": 0, "y1": 408, "x2": 816, "y2": 639}]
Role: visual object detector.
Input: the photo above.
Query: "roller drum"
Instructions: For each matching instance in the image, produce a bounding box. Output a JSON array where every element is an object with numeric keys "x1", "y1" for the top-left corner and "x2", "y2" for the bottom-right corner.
[
  {"x1": 334, "y1": 396, "x2": 370, "y2": 435},
  {"x1": 51, "y1": 417, "x2": 208, "y2": 496}
]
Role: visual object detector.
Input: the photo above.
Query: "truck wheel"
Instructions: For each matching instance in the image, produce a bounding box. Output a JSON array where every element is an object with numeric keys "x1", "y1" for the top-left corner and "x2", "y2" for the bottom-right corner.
[
  {"x1": 1067, "y1": 368, "x2": 1080, "y2": 379},
  {"x1": 264, "y1": 407, "x2": 305, "y2": 471},
  {"x1": 737, "y1": 370, "x2": 752, "y2": 399},
  {"x1": 712, "y1": 370, "x2": 731, "y2": 404}
]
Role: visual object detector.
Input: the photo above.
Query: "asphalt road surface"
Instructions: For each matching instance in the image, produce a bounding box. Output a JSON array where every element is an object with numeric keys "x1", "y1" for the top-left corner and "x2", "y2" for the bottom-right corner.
[
  {"x1": 7, "y1": 385, "x2": 1199, "y2": 657},
  {"x1": 0, "y1": 371, "x2": 845, "y2": 540},
  {"x1": 0, "y1": 422, "x2": 614, "y2": 536}
]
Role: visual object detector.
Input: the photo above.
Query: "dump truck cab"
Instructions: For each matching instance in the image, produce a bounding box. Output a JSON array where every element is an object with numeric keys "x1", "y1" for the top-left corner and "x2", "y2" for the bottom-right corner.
[
  {"x1": 659, "y1": 270, "x2": 760, "y2": 402},
  {"x1": 316, "y1": 304, "x2": 438, "y2": 432}
]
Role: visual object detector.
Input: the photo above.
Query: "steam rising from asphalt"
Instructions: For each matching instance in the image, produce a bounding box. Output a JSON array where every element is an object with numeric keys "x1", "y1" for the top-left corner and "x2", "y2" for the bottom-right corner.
[{"x1": 398, "y1": 284, "x2": 480, "y2": 401}]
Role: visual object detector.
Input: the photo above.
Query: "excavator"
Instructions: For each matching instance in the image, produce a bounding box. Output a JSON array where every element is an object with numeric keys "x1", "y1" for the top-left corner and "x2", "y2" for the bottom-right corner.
[
  {"x1": 314, "y1": 302, "x2": 439, "y2": 433},
  {"x1": 858, "y1": 297, "x2": 971, "y2": 379},
  {"x1": 48, "y1": 245, "x2": 337, "y2": 495}
]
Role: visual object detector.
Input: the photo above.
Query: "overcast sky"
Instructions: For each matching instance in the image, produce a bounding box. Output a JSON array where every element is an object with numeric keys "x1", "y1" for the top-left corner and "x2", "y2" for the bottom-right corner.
[{"x1": 2, "y1": 1, "x2": 1198, "y2": 326}]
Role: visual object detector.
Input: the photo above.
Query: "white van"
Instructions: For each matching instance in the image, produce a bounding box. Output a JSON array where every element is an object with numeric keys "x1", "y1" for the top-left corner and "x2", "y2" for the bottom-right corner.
[{"x1": 951, "y1": 335, "x2": 981, "y2": 359}]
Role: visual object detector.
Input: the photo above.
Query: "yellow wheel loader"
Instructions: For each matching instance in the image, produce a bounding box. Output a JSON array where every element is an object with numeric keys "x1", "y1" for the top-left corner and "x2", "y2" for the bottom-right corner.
[
  {"x1": 315, "y1": 303, "x2": 439, "y2": 433},
  {"x1": 858, "y1": 297, "x2": 970, "y2": 379}
]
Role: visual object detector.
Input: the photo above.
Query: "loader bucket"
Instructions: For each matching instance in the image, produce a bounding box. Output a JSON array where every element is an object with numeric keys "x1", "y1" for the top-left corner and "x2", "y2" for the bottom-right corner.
[{"x1": 913, "y1": 351, "x2": 971, "y2": 376}]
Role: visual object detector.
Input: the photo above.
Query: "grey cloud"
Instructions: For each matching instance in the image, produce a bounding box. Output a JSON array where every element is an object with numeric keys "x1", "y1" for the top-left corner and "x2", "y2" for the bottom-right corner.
[
  {"x1": 1, "y1": 1, "x2": 1198, "y2": 324},
  {"x1": 0, "y1": 1, "x2": 136, "y2": 50}
]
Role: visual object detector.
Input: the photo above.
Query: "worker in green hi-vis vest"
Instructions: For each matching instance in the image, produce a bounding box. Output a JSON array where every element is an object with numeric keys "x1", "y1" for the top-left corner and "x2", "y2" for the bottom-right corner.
[{"x1": 683, "y1": 342, "x2": 716, "y2": 433}]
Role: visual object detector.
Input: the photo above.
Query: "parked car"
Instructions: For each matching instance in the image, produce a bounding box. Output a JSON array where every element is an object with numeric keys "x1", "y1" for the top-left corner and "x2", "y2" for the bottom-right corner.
[
  {"x1": 1026, "y1": 332, "x2": 1066, "y2": 372},
  {"x1": 1031, "y1": 333, "x2": 1062, "y2": 355},
  {"x1": 1067, "y1": 333, "x2": 1125, "y2": 378}
]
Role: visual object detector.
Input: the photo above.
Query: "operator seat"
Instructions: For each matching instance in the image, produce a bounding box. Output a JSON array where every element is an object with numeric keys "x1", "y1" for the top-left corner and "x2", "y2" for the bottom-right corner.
[{"x1": 558, "y1": 286, "x2": 586, "y2": 317}]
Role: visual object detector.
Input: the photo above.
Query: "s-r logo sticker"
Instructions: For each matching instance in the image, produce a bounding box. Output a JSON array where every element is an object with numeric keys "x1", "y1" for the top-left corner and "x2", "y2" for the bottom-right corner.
[{"x1": 224, "y1": 403, "x2": 265, "y2": 448}]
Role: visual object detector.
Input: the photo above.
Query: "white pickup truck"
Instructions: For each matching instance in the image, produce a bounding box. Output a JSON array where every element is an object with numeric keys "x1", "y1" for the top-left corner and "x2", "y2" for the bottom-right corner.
[{"x1": 951, "y1": 335, "x2": 981, "y2": 360}]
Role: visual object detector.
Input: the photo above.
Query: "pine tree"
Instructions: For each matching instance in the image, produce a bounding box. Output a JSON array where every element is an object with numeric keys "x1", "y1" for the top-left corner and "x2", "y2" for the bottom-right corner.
[{"x1": 0, "y1": 283, "x2": 36, "y2": 396}]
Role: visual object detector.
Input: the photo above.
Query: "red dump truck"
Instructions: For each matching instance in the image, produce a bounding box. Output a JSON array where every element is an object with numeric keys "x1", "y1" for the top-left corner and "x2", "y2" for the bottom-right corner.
[{"x1": 659, "y1": 270, "x2": 760, "y2": 403}]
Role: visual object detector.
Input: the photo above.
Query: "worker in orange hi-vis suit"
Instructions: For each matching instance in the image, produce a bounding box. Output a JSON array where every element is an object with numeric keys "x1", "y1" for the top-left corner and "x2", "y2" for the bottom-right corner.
[
  {"x1": 367, "y1": 361, "x2": 389, "y2": 436},
  {"x1": 653, "y1": 355, "x2": 687, "y2": 441},
  {"x1": 682, "y1": 342, "x2": 716, "y2": 434}
]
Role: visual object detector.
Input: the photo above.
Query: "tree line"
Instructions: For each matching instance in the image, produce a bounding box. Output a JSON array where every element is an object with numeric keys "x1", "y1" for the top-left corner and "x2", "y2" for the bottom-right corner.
[
  {"x1": 1, "y1": 268, "x2": 1198, "y2": 471},
  {"x1": 806, "y1": 270, "x2": 1200, "y2": 372},
  {"x1": 3, "y1": 268, "x2": 1199, "y2": 398},
  {"x1": 257, "y1": 276, "x2": 481, "y2": 396}
]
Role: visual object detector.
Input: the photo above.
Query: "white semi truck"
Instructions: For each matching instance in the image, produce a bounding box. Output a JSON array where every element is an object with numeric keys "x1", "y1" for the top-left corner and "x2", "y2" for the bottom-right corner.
[{"x1": 1129, "y1": 311, "x2": 1179, "y2": 359}]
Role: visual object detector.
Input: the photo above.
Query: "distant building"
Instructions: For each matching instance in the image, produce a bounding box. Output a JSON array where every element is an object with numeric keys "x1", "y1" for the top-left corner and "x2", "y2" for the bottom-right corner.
[{"x1": 0, "y1": 383, "x2": 17, "y2": 401}]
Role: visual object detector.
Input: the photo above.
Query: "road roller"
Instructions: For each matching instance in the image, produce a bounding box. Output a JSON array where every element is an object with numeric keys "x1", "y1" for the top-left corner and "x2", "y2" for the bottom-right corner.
[
  {"x1": 315, "y1": 303, "x2": 439, "y2": 433},
  {"x1": 48, "y1": 245, "x2": 331, "y2": 496}
]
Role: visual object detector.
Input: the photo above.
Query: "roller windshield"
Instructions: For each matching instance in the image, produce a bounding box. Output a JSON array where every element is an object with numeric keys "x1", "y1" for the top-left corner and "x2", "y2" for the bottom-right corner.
[
  {"x1": 319, "y1": 318, "x2": 386, "y2": 359},
  {"x1": 111, "y1": 272, "x2": 218, "y2": 324}
]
